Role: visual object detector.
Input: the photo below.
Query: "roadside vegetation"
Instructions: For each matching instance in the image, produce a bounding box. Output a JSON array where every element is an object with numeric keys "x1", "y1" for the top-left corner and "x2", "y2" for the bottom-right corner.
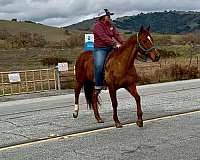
[{"x1": 0, "y1": 20, "x2": 200, "y2": 89}]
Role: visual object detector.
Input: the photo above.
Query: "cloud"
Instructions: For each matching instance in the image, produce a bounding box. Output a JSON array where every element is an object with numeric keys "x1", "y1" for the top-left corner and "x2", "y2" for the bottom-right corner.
[
  {"x1": 0, "y1": 0, "x2": 16, "y2": 6},
  {"x1": 0, "y1": 0, "x2": 200, "y2": 27}
]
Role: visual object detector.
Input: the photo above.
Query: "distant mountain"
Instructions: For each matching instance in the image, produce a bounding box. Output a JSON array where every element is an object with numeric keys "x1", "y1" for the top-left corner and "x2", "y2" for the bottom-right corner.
[
  {"x1": 64, "y1": 18, "x2": 97, "y2": 31},
  {"x1": 64, "y1": 11, "x2": 200, "y2": 33}
]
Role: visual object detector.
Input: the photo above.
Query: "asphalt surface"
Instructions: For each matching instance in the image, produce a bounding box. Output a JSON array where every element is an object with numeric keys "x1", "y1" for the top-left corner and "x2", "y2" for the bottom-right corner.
[
  {"x1": 0, "y1": 79, "x2": 200, "y2": 160},
  {"x1": 0, "y1": 111, "x2": 199, "y2": 160}
]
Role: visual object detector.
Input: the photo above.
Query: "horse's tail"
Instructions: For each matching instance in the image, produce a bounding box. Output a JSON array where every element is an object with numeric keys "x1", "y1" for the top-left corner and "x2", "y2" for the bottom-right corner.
[
  {"x1": 83, "y1": 80, "x2": 94, "y2": 109},
  {"x1": 83, "y1": 80, "x2": 101, "y2": 109}
]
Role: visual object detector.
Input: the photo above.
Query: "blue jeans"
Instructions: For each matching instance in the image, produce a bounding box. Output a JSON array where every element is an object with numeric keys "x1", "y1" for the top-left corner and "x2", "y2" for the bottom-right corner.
[{"x1": 93, "y1": 47, "x2": 113, "y2": 89}]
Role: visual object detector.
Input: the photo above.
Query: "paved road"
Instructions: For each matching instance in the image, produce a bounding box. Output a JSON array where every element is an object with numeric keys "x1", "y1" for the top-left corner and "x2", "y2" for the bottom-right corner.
[
  {"x1": 0, "y1": 111, "x2": 199, "y2": 160},
  {"x1": 0, "y1": 79, "x2": 200, "y2": 159}
]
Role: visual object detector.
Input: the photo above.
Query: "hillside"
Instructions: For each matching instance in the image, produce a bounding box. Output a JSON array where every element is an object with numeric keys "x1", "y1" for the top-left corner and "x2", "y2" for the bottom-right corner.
[
  {"x1": 65, "y1": 11, "x2": 200, "y2": 33},
  {"x1": 0, "y1": 19, "x2": 86, "y2": 50},
  {"x1": 65, "y1": 18, "x2": 97, "y2": 31},
  {"x1": 0, "y1": 20, "x2": 69, "y2": 42}
]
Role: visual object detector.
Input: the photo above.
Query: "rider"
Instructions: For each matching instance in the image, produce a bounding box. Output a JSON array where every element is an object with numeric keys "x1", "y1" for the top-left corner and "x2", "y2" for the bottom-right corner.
[{"x1": 93, "y1": 9, "x2": 125, "y2": 91}]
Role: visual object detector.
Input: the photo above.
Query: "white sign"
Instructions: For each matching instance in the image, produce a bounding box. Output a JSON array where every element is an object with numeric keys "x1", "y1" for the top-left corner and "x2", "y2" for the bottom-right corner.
[
  {"x1": 58, "y1": 62, "x2": 68, "y2": 71},
  {"x1": 8, "y1": 73, "x2": 21, "y2": 83},
  {"x1": 85, "y1": 34, "x2": 94, "y2": 43}
]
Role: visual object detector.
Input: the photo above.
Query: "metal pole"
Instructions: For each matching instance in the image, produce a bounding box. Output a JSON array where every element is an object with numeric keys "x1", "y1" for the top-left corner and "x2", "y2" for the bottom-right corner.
[
  {"x1": 47, "y1": 69, "x2": 50, "y2": 90},
  {"x1": 25, "y1": 71, "x2": 28, "y2": 92},
  {"x1": 55, "y1": 66, "x2": 61, "y2": 90},
  {"x1": 53, "y1": 68, "x2": 57, "y2": 90},
  {"x1": 32, "y1": 71, "x2": 36, "y2": 92},
  {"x1": 40, "y1": 70, "x2": 43, "y2": 90}
]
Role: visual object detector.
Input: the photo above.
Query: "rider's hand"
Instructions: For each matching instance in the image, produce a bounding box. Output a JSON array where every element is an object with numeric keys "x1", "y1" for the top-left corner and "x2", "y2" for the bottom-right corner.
[{"x1": 116, "y1": 44, "x2": 121, "y2": 48}]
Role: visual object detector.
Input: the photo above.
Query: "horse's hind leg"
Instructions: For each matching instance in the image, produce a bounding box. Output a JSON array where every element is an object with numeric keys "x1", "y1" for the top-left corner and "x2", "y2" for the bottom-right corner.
[
  {"x1": 92, "y1": 90, "x2": 104, "y2": 123},
  {"x1": 73, "y1": 81, "x2": 83, "y2": 118},
  {"x1": 109, "y1": 87, "x2": 122, "y2": 128},
  {"x1": 126, "y1": 84, "x2": 143, "y2": 127}
]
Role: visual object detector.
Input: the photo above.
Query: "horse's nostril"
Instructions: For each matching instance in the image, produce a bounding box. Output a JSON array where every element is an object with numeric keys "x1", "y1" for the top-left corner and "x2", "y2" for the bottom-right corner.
[{"x1": 156, "y1": 55, "x2": 160, "y2": 61}]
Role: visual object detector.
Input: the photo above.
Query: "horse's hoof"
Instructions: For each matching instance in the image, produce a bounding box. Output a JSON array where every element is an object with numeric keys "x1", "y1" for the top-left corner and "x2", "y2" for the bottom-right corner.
[
  {"x1": 115, "y1": 122, "x2": 123, "y2": 128},
  {"x1": 73, "y1": 112, "x2": 78, "y2": 118},
  {"x1": 97, "y1": 119, "x2": 104, "y2": 123},
  {"x1": 136, "y1": 120, "x2": 143, "y2": 127}
]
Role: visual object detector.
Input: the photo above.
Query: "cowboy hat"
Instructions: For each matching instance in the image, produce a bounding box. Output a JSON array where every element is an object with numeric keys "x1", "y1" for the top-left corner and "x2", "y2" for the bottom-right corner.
[{"x1": 98, "y1": 9, "x2": 114, "y2": 17}]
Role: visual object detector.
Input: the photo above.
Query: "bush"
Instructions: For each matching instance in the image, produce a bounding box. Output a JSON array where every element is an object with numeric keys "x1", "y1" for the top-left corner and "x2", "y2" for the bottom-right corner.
[
  {"x1": 158, "y1": 48, "x2": 179, "y2": 58},
  {"x1": 24, "y1": 20, "x2": 36, "y2": 24},
  {"x1": 32, "y1": 33, "x2": 46, "y2": 47},
  {"x1": 0, "y1": 30, "x2": 11, "y2": 40},
  {"x1": 170, "y1": 64, "x2": 199, "y2": 80},
  {"x1": 183, "y1": 33, "x2": 200, "y2": 44},
  {"x1": 18, "y1": 32, "x2": 32, "y2": 47},
  {"x1": 40, "y1": 57, "x2": 68, "y2": 66}
]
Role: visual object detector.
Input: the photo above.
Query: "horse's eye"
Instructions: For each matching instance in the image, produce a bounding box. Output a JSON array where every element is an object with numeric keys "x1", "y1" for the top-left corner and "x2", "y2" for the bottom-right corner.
[{"x1": 143, "y1": 40, "x2": 148, "y2": 43}]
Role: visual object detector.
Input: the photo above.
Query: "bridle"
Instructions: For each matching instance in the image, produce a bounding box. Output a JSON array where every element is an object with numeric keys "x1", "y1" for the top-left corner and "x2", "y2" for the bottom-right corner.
[{"x1": 136, "y1": 33, "x2": 157, "y2": 61}]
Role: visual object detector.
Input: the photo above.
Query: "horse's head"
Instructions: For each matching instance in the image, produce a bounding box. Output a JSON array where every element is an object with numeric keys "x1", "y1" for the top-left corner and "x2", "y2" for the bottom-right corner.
[{"x1": 136, "y1": 26, "x2": 160, "y2": 62}]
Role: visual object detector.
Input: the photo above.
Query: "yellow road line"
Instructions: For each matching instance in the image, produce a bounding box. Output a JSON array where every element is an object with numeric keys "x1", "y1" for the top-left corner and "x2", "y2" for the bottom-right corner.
[{"x1": 0, "y1": 110, "x2": 199, "y2": 152}]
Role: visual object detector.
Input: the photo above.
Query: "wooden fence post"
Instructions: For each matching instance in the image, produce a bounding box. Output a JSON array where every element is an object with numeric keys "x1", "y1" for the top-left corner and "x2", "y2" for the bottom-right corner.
[
  {"x1": 1, "y1": 73, "x2": 4, "y2": 96},
  {"x1": 197, "y1": 56, "x2": 199, "y2": 77},
  {"x1": 159, "y1": 63, "x2": 161, "y2": 82}
]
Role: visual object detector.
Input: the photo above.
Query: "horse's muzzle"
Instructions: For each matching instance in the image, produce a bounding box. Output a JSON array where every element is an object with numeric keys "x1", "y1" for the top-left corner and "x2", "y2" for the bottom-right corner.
[{"x1": 154, "y1": 54, "x2": 160, "y2": 62}]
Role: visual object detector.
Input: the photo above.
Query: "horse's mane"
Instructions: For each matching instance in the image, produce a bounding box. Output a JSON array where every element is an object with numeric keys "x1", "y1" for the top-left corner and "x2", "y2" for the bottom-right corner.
[
  {"x1": 118, "y1": 34, "x2": 136, "y2": 52},
  {"x1": 109, "y1": 33, "x2": 136, "y2": 56}
]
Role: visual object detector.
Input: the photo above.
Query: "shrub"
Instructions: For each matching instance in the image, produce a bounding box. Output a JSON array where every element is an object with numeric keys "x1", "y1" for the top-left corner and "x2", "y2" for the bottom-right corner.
[
  {"x1": 183, "y1": 33, "x2": 200, "y2": 44},
  {"x1": 158, "y1": 48, "x2": 179, "y2": 58},
  {"x1": 0, "y1": 30, "x2": 11, "y2": 40},
  {"x1": 40, "y1": 57, "x2": 68, "y2": 66},
  {"x1": 32, "y1": 33, "x2": 46, "y2": 47}
]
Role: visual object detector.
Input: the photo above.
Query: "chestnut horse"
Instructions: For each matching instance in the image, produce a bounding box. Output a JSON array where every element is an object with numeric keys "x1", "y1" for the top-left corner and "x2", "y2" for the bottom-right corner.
[{"x1": 73, "y1": 26, "x2": 160, "y2": 128}]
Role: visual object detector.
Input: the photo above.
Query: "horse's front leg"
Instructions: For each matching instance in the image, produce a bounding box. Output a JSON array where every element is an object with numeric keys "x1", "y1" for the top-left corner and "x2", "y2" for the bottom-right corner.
[
  {"x1": 126, "y1": 84, "x2": 143, "y2": 127},
  {"x1": 109, "y1": 87, "x2": 122, "y2": 128}
]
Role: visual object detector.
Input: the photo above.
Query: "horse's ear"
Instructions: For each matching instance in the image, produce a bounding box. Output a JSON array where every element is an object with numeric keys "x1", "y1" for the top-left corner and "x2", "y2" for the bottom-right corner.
[
  {"x1": 139, "y1": 25, "x2": 144, "y2": 32},
  {"x1": 147, "y1": 25, "x2": 150, "y2": 31}
]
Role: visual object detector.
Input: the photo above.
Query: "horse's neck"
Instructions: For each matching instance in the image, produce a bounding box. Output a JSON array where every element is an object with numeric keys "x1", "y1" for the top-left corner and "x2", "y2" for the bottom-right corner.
[{"x1": 119, "y1": 35, "x2": 137, "y2": 67}]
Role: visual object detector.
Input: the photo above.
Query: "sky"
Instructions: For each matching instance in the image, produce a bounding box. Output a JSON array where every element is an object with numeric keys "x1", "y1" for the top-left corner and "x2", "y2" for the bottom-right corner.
[{"x1": 0, "y1": 0, "x2": 200, "y2": 27}]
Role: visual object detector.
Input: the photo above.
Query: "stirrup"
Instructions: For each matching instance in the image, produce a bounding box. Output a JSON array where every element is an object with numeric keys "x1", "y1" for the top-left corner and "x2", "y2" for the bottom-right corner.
[
  {"x1": 102, "y1": 86, "x2": 107, "y2": 90},
  {"x1": 94, "y1": 89, "x2": 101, "y2": 95}
]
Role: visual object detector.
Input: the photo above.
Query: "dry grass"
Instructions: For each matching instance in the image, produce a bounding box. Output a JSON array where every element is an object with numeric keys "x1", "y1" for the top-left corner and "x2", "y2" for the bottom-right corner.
[
  {"x1": 136, "y1": 57, "x2": 200, "y2": 85},
  {"x1": 57, "y1": 57, "x2": 200, "y2": 89},
  {"x1": 1, "y1": 20, "x2": 200, "y2": 91},
  {"x1": 0, "y1": 47, "x2": 82, "y2": 72}
]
